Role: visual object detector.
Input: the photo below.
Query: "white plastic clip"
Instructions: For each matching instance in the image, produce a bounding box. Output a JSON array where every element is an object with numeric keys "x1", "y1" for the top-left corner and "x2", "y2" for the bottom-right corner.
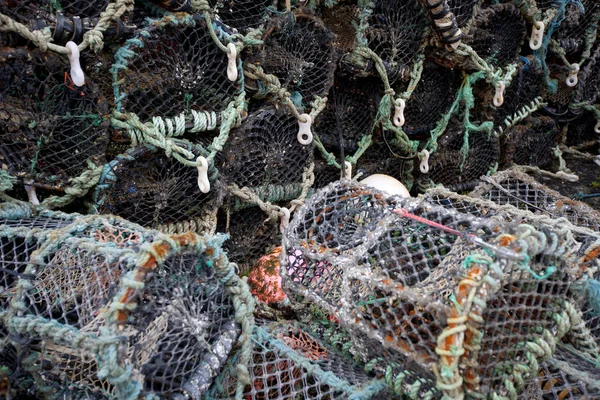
[
  {"x1": 529, "y1": 21, "x2": 545, "y2": 50},
  {"x1": 419, "y1": 150, "x2": 430, "y2": 174},
  {"x1": 493, "y1": 81, "x2": 505, "y2": 107},
  {"x1": 298, "y1": 114, "x2": 313, "y2": 145},
  {"x1": 226, "y1": 43, "x2": 238, "y2": 82},
  {"x1": 594, "y1": 155, "x2": 600, "y2": 167},
  {"x1": 24, "y1": 184, "x2": 40, "y2": 205},
  {"x1": 393, "y1": 98, "x2": 406, "y2": 127},
  {"x1": 343, "y1": 161, "x2": 352, "y2": 180},
  {"x1": 594, "y1": 119, "x2": 600, "y2": 134},
  {"x1": 279, "y1": 207, "x2": 290, "y2": 232},
  {"x1": 556, "y1": 170, "x2": 579, "y2": 182},
  {"x1": 566, "y1": 63, "x2": 579, "y2": 87},
  {"x1": 65, "y1": 41, "x2": 85, "y2": 87},
  {"x1": 196, "y1": 156, "x2": 210, "y2": 193}
]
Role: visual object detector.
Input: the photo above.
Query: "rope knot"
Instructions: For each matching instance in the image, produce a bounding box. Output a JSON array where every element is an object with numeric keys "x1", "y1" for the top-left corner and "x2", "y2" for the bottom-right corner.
[
  {"x1": 83, "y1": 29, "x2": 105, "y2": 53},
  {"x1": 32, "y1": 29, "x2": 50, "y2": 52}
]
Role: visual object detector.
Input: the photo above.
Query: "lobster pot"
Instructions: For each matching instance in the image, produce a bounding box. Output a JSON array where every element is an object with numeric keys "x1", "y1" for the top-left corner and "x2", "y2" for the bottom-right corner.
[
  {"x1": 401, "y1": 59, "x2": 461, "y2": 137},
  {"x1": 322, "y1": 4, "x2": 360, "y2": 55},
  {"x1": 314, "y1": 76, "x2": 377, "y2": 155},
  {"x1": 418, "y1": 116, "x2": 500, "y2": 190},
  {"x1": 501, "y1": 115, "x2": 560, "y2": 168},
  {"x1": 519, "y1": 345, "x2": 600, "y2": 400},
  {"x1": 113, "y1": 14, "x2": 241, "y2": 123},
  {"x1": 221, "y1": 106, "x2": 313, "y2": 190},
  {"x1": 0, "y1": 201, "x2": 250, "y2": 399},
  {"x1": 0, "y1": 47, "x2": 109, "y2": 198},
  {"x1": 473, "y1": 57, "x2": 545, "y2": 127},
  {"x1": 355, "y1": 139, "x2": 412, "y2": 187},
  {"x1": 360, "y1": 0, "x2": 428, "y2": 82},
  {"x1": 208, "y1": 322, "x2": 390, "y2": 399},
  {"x1": 446, "y1": 0, "x2": 481, "y2": 28},
  {"x1": 0, "y1": 0, "x2": 111, "y2": 24},
  {"x1": 216, "y1": 205, "x2": 280, "y2": 276},
  {"x1": 470, "y1": 168, "x2": 600, "y2": 231},
  {"x1": 565, "y1": 111, "x2": 599, "y2": 148},
  {"x1": 210, "y1": 0, "x2": 276, "y2": 32},
  {"x1": 542, "y1": 63, "x2": 576, "y2": 116},
  {"x1": 424, "y1": 186, "x2": 600, "y2": 362},
  {"x1": 247, "y1": 13, "x2": 336, "y2": 109},
  {"x1": 572, "y1": 42, "x2": 600, "y2": 106},
  {"x1": 92, "y1": 143, "x2": 221, "y2": 234},
  {"x1": 282, "y1": 180, "x2": 578, "y2": 398},
  {"x1": 550, "y1": 0, "x2": 600, "y2": 60}
]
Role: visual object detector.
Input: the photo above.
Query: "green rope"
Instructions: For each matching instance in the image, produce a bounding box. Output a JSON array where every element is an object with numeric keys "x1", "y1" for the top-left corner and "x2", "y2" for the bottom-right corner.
[{"x1": 0, "y1": 169, "x2": 16, "y2": 192}]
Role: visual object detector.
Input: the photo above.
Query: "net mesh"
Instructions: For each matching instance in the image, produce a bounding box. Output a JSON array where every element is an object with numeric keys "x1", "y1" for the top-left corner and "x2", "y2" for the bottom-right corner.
[
  {"x1": 501, "y1": 116, "x2": 560, "y2": 168},
  {"x1": 0, "y1": 201, "x2": 253, "y2": 400}
]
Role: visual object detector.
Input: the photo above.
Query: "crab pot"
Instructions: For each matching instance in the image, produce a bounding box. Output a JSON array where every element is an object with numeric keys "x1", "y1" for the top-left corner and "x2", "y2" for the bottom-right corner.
[
  {"x1": 0, "y1": 201, "x2": 249, "y2": 399},
  {"x1": 92, "y1": 143, "x2": 221, "y2": 234}
]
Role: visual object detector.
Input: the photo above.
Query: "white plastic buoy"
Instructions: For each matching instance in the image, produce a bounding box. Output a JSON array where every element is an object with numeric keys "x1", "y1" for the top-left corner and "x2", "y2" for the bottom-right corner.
[
  {"x1": 297, "y1": 114, "x2": 313, "y2": 145},
  {"x1": 566, "y1": 63, "x2": 579, "y2": 87},
  {"x1": 196, "y1": 156, "x2": 210, "y2": 193},
  {"x1": 24, "y1": 184, "x2": 40, "y2": 205},
  {"x1": 226, "y1": 43, "x2": 238, "y2": 82},
  {"x1": 529, "y1": 21, "x2": 545, "y2": 50},
  {"x1": 493, "y1": 81, "x2": 505, "y2": 107},
  {"x1": 393, "y1": 98, "x2": 406, "y2": 127},
  {"x1": 359, "y1": 174, "x2": 410, "y2": 198},
  {"x1": 65, "y1": 41, "x2": 85, "y2": 87}
]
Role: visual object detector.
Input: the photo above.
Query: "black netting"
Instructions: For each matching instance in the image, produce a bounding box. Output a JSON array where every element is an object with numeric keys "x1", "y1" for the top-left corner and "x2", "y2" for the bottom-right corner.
[
  {"x1": 0, "y1": 47, "x2": 109, "y2": 189},
  {"x1": 553, "y1": 0, "x2": 599, "y2": 57},
  {"x1": 218, "y1": 206, "x2": 280, "y2": 275},
  {"x1": 501, "y1": 116, "x2": 560, "y2": 168},
  {"x1": 210, "y1": 0, "x2": 276, "y2": 32},
  {"x1": 364, "y1": 0, "x2": 428, "y2": 82},
  {"x1": 251, "y1": 13, "x2": 336, "y2": 107},
  {"x1": 355, "y1": 136, "x2": 411, "y2": 184},
  {"x1": 313, "y1": 157, "x2": 341, "y2": 189},
  {"x1": 221, "y1": 106, "x2": 313, "y2": 188},
  {"x1": 94, "y1": 144, "x2": 221, "y2": 231},
  {"x1": 322, "y1": 4, "x2": 359, "y2": 55},
  {"x1": 116, "y1": 16, "x2": 240, "y2": 121},
  {"x1": 447, "y1": 0, "x2": 480, "y2": 28},
  {"x1": 402, "y1": 59, "x2": 461, "y2": 137},
  {"x1": 566, "y1": 111, "x2": 599, "y2": 147},
  {"x1": 420, "y1": 116, "x2": 499, "y2": 189},
  {"x1": 463, "y1": 3, "x2": 526, "y2": 68},
  {"x1": 573, "y1": 42, "x2": 600, "y2": 105},
  {"x1": 314, "y1": 76, "x2": 377, "y2": 153},
  {"x1": 0, "y1": 0, "x2": 111, "y2": 22},
  {"x1": 542, "y1": 63, "x2": 576, "y2": 114}
]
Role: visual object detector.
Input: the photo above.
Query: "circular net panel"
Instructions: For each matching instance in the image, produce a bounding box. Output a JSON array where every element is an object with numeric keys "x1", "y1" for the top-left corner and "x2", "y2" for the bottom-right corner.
[
  {"x1": 552, "y1": 0, "x2": 600, "y2": 58},
  {"x1": 209, "y1": 322, "x2": 389, "y2": 399},
  {"x1": 0, "y1": 0, "x2": 111, "y2": 23},
  {"x1": 217, "y1": 206, "x2": 280, "y2": 276},
  {"x1": 321, "y1": 4, "x2": 359, "y2": 56},
  {"x1": 93, "y1": 144, "x2": 221, "y2": 233},
  {"x1": 0, "y1": 47, "x2": 109, "y2": 193},
  {"x1": 542, "y1": 63, "x2": 576, "y2": 115},
  {"x1": 114, "y1": 15, "x2": 240, "y2": 122},
  {"x1": 501, "y1": 116, "x2": 560, "y2": 169},
  {"x1": 210, "y1": 0, "x2": 276, "y2": 32},
  {"x1": 419, "y1": 116, "x2": 500, "y2": 190},
  {"x1": 314, "y1": 75, "x2": 377, "y2": 154},
  {"x1": 363, "y1": 0, "x2": 428, "y2": 82},
  {"x1": 401, "y1": 59, "x2": 461, "y2": 138},
  {"x1": 462, "y1": 4, "x2": 526, "y2": 70},
  {"x1": 221, "y1": 106, "x2": 313, "y2": 189},
  {"x1": 250, "y1": 13, "x2": 336, "y2": 109}
]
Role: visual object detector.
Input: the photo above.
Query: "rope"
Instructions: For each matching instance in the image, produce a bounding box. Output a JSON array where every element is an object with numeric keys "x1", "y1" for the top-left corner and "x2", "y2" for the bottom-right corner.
[{"x1": 0, "y1": 0, "x2": 134, "y2": 54}]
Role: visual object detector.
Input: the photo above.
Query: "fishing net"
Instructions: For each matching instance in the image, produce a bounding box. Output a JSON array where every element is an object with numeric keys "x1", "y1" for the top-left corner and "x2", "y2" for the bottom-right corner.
[
  {"x1": 281, "y1": 180, "x2": 586, "y2": 398},
  {"x1": 354, "y1": 138, "x2": 412, "y2": 188},
  {"x1": 321, "y1": 4, "x2": 359, "y2": 56},
  {"x1": 92, "y1": 143, "x2": 221, "y2": 234},
  {"x1": 501, "y1": 115, "x2": 560, "y2": 168},
  {"x1": 209, "y1": 321, "x2": 390, "y2": 399},
  {"x1": 217, "y1": 205, "x2": 280, "y2": 276},
  {"x1": 359, "y1": 0, "x2": 428, "y2": 82},
  {"x1": 211, "y1": 0, "x2": 276, "y2": 32},
  {"x1": 246, "y1": 12, "x2": 336, "y2": 111},
  {"x1": 401, "y1": 59, "x2": 461, "y2": 138},
  {"x1": 565, "y1": 111, "x2": 599, "y2": 148},
  {"x1": 0, "y1": 46, "x2": 110, "y2": 204},
  {"x1": 112, "y1": 13, "x2": 242, "y2": 130},
  {"x1": 470, "y1": 167, "x2": 600, "y2": 231},
  {"x1": 0, "y1": 0, "x2": 111, "y2": 23},
  {"x1": 418, "y1": 114, "x2": 499, "y2": 190},
  {"x1": 548, "y1": 0, "x2": 600, "y2": 62},
  {"x1": 0, "y1": 201, "x2": 254, "y2": 400},
  {"x1": 221, "y1": 106, "x2": 313, "y2": 190},
  {"x1": 572, "y1": 42, "x2": 600, "y2": 107}
]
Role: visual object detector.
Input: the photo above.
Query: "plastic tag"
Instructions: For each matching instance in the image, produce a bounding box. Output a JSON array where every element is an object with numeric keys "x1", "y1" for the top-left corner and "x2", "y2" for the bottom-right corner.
[
  {"x1": 566, "y1": 63, "x2": 579, "y2": 87},
  {"x1": 24, "y1": 184, "x2": 40, "y2": 205},
  {"x1": 297, "y1": 114, "x2": 313, "y2": 145},
  {"x1": 279, "y1": 207, "x2": 290, "y2": 232},
  {"x1": 393, "y1": 98, "x2": 406, "y2": 127},
  {"x1": 529, "y1": 21, "x2": 545, "y2": 50},
  {"x1": 226, "y1": 43, "x2": 238, "y2": 82},
  {"x1": 343, "y1": 161, "x2": 352, "y2": 180},
  {"x1": 66, "y1": 41, "x2": 85, "y2": 87},
  {"x1": 419, "y1": 150, "x2": 430, "y2": 174},
  {"x1": 196, "y1": 156, "x2": 210, "y2": 193},
  {"x1": 493, "y1": 80, "x2": 505, "y2": 107}
]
